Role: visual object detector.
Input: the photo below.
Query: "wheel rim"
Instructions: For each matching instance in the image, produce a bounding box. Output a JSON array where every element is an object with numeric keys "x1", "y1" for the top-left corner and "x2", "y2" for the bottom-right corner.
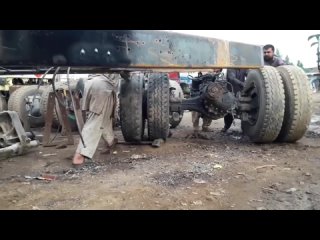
[
  {"x1": 242, "y1": 81, "x2": 260, "y2": 126},
  {"x1": 25, "y1": 94, "x2": 42, "y2": 118}
]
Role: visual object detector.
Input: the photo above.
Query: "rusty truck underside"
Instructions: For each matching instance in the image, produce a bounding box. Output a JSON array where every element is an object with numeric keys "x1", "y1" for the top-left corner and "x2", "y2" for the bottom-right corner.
[{"x1": 0, "y1": 30, "x2": 263, "y2": 74}]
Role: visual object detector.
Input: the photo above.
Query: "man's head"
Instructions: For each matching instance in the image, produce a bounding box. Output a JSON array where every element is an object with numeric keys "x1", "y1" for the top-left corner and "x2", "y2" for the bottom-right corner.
[{"x1": 263, "y1": 44, "x2": 275, "y2": 61}]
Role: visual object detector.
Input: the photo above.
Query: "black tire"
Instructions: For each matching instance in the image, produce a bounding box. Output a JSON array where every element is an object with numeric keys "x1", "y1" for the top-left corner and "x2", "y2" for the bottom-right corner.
[
  {"x1": 120, "y1": 73, "x2": 145, "y2": 142},
  {"x1": 40, "y1": 82, "x2": 78, "y2": 130},
  {"x1": 275, "y1": 65, "x2": 313, "y2": 142},
  {"x1": 241, "y1": 66, "x2": 285, "y2": 143},
  {"x1": 147, "y1": 73, "x2": 170, "y2": 140},
  {"x1": 8, "y1": 85, "x2": 45, "y2": 128},
  {"x1": 0, "y1": 96, "x2": 7, "y2": 111}
]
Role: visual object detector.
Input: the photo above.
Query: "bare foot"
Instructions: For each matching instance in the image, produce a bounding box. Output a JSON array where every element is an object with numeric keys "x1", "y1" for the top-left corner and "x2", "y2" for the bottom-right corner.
[{"x1": 72, "y1": 153, "x2": 85, "y2": 165}]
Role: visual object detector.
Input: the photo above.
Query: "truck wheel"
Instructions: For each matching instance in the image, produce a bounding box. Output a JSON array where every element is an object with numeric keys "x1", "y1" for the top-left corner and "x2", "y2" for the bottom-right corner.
[
  {"x1": 147, "y1": 73, "x2": 170, "y2": 140},
  {"x1": 0, "y1": 96, "x2": 7, "y2": 111},
  {"x1": 8, "y1": 85, "x2": 44, "y2": 128},
  {"x1": 241, "y1": 66, "x2": 285, "y2": 143},
  {"x1": 120, "y1": 73, "x2": 145, "y2": 142},
  {"x1": 275, "y1": 65, "x2": 313, "y2": 142},
  {"x1": 169, "y1": 80, "x2": 184, "y2": 129},
  {"x1": 40, "y1": 82, "x2": 77, "y2": 131}
]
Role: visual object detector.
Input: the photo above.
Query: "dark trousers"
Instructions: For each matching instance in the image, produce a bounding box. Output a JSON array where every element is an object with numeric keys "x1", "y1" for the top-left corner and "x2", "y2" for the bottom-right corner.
[{"x1": 224, "y1": 113, "x2": 234, "y2": 130}]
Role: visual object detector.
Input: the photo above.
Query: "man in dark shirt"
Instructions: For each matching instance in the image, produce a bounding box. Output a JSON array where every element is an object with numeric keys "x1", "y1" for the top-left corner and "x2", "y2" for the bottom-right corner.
[
  {"x1": 263, "y1": 44, "x2": 285, "y2": 67},
  {"x1": 191, "y1": 71, "x2": 215, "y2": 132},
  {"x1": 222, "y1": 68, "x2": 248, "y2": 132}
]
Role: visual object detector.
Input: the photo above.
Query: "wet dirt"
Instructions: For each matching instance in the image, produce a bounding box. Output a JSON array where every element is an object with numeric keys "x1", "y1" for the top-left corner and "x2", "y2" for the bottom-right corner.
[{"x1": 1, "y1": 93, "x2": 320, "y2": 210}]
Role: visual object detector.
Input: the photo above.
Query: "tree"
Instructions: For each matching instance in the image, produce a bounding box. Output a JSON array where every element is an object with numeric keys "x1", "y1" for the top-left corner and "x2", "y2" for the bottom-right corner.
[
  {"x1": 285, "y1": 55, "x2": 290, "y2": 64},
  {"x1": 308, "y1": 34, "x2": 320, "y2": 71},
  {"x1": 297, "y1": 60, "x2": 305, "y2": 71},
  {"x1": 275, "y1": 49, "x2": 282, "y2": 58},
  {"x1": 284, "y1": 55, "x2": 293, "y2": 65}
]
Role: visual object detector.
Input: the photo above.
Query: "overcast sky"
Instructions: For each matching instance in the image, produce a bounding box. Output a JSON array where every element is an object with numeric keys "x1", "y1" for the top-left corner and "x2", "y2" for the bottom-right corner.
[{"x1": 167, "y1": 30, "x2": 320, "y2": 68}]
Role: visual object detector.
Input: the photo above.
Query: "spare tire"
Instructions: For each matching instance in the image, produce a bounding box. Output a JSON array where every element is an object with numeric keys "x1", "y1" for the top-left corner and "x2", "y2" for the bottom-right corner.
[
  {"x1": 241, "y1": 66, "x2": 285, "y2": 143},
  {"x1": 8, "y1": 85, "x2": 44, "y2": 128}
]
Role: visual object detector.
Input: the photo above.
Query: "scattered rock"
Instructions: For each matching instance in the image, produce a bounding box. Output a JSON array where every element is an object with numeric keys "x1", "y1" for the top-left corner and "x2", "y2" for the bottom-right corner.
[
  {"x1": 40, "y1": 174, "x2": 57, "y2": 181},
  {"x1": 213, "y1": 164, "x2": 223, "y2": 169},
  {"x1": 256, "y1": 165, "x2": 276, "y2": 173},
  {"x1": 192, "y1": 200, "x2": 203, "y2": 205},
  {"x1": 205, "y1": 196, "x2": 214, "y2": 201},
  {"x1": 42, "y1": 153, "x2": 57, "y2": 157},
  {"x1": 285, "y1": 188, "x2": 297, "y2": 193},
  {"x1": 210, "y1": 192, "x2": 222, "y2": 196},
  {"x1": 152, "y1": 139, "x2": 164, "y2": 148},
  {"x1": 130, "y1": 154, "x2": 148, "y2": 160},
  {"x1": 256, "y1": 207, "x2": 267, "y2": 210},
  {"x1": 193, "y1": 179, "x2": 207, "y2": 184}
]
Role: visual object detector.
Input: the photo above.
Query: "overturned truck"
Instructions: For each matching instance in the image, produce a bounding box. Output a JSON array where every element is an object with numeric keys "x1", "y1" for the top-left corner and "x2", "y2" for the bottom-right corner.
[{"x1": 0, "y1": 30, "x2": 312, "y2": 144}]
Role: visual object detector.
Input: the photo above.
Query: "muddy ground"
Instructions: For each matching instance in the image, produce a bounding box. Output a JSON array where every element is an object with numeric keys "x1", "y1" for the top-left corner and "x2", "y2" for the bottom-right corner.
[{"x1": 1, "y1": 94, "x2": 320, "y2": 210}]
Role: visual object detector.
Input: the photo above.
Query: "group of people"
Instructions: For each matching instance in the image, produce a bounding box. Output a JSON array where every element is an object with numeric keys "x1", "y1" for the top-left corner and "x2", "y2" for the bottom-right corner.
[
  {"x1": 72, "y1": 44, "x2": 285, "y2": 167},
  {"x1": 191, "y1": 44, "x2": 285, "y2": 134}
]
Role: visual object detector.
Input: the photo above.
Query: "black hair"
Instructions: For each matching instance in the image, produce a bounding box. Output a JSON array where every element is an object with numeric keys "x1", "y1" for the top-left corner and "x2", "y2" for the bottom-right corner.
[{"x1": 263, "y1": 44, "x2": 275, "y2": 52}]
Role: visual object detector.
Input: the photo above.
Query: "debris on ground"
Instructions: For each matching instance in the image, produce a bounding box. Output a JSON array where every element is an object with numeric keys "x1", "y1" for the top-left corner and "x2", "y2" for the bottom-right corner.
[
  {"x1": 130, "y1": 154, "x2": 148, "y2": 160},
  {"x1": 285, "y1": 188, "x2": 297, "y2": 194},
  {"x1": 256, "y1": 165, "x2": 277, "y2": 172},
  {"x1": 42, "y1": 153, "x2": 57, "y2": 157},
  {"x1": 193, "y1": 179, "x2": 207, "y2": 184},
  {"x1": 152, "y1": 139, "x2": 164, "y2": 148},
  {"x1": 213, "y1": 164, "x2": 223, "y2": 169},
  {"x1": 192, "y1": 200, "x2": 203, "y2": 205},
  {"x1": 256, "y1": 207, "x2": 267, "y2": 210},
  {"x1": 24, "y1": 174, "x2": 57, "y2": 181}
]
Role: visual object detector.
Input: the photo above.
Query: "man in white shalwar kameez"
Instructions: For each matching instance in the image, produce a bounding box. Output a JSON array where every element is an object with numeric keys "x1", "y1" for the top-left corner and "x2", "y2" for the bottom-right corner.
[{"x1": 72, "y1": 73, "x2": 122, "y2": 166}]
